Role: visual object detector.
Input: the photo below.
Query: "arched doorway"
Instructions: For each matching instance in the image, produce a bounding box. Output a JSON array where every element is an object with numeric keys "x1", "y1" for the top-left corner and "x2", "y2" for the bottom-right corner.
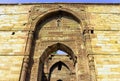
[{"x1": 38, "y1": 43, "x2": 76, "y2": 81}]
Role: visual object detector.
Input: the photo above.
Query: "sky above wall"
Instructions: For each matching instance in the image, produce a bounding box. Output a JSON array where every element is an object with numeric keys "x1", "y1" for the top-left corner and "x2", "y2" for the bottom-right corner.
[{"x1": 0, "y1": 0, "x2": 120, "y2": 3}]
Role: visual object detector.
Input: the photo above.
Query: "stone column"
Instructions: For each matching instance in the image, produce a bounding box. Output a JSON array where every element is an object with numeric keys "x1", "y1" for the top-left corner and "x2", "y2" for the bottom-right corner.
[
  {"x1": 20, "y1": 31, "x2": 33, "y2": 81},
  {"x1": 80, "y1": 28, "x2": 93, "y2": 81},
  {"x1": 20, "y1": 56, "x2": 29, "y2": 81},
  {"x1": 83, "y1": 28, "x2": 97, "y2": 81},
  {"x1": 25, "y1": 31, "x2": 34, "y2": 55},
  {"x1": 77, "y1": 53, "x2": 90, "y2": 81},
  {"x1": 88, "y1": 55, "x2": 97, "y2": 81}
]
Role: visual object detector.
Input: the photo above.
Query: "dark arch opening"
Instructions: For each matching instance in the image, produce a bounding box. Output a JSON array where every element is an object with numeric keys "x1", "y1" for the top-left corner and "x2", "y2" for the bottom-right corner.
[
  {"x1": 50, "y1": 61, "x2": 70, "y2": 73},
  {"x1": 48, "y1": 61, "x2": 70, "y2": 81},
  {"x1": 57, "y1": 79, "x2": 62, "y2": 81}
]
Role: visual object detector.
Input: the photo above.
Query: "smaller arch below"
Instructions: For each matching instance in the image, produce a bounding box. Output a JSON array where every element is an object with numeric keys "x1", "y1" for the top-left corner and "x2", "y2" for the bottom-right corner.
[
  {"x1": 49, "y1": 61, "x2": 70, "y2": 73},
  {"x1": 48, "y1": 61, "x2": 71, "y2": 81},
  {"x1": 40, "y1": 43, "x2": 77, "y2": 65},
  {"x1": 48, "y1": 60, "x2": 74, "y2": 74}
]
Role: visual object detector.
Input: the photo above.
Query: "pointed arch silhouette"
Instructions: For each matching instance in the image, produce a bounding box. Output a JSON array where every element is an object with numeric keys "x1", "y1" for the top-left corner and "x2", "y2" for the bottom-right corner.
[
  {"x1": 49, "y1": 61, "x2": 70, "y2": 73},
  {"x1": 38, "y1": 43, "x2": 76, "y2": 81},
  {"x1": 48, "y1": 61, "x2": 70, "y2": 81},
  {"x1": 39, "y1": 43, "x2": 77, "y2": 64}
]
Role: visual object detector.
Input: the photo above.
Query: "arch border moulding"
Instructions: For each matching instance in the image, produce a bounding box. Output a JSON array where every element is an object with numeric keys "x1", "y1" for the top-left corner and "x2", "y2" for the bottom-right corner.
[{"x1": 28, "y1": 5, "x2": 88, "y2": 31}]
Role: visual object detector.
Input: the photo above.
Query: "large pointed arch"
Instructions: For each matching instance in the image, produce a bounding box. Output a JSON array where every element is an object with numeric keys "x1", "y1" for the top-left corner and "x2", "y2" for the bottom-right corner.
[{"x1": 29, "y1": 7, "x2": 83, "y2": 31}]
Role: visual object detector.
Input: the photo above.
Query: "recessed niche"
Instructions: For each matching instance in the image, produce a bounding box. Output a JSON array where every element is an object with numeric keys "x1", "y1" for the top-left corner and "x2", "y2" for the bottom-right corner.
[{"x1": 91, "y1": 30, "x2": 94, "y2": 34}]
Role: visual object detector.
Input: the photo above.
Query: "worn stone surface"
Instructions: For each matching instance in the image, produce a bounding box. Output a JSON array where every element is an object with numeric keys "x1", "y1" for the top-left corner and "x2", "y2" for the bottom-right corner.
[
  {"x1": 0, "y1": 3, "x2": 119, "y2": 81},
  {"x1": 0, "y1": 56, "x2": 23, "y2": 81}
]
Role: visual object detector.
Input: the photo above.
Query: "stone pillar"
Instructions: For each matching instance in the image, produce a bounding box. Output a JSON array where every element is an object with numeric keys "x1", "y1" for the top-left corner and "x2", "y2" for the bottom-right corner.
[
  {"x1": 78, "y1": 27, "x2": 93, "y2": 81},
  {"x1": 77, "y1": 53, "x2": 90, "y2": 81},
  {"x1": 20, "y1": 31, "x2": 33, "y2": 81},
  {"x1": 88, "y1": 55, "x2": 97, "y2": 81},
  {"x1": 20, "y1": 56, "x2": 29, "y2": 81},
  {"x1": 30, "y1": 58, "x2": 40, "y2": 81},
  {"x1": 25, "y1": 31, "x2": 34, "y2": 55},
  {"x1": 83, "y1": 28, "x2": 97, "y2": 81}
]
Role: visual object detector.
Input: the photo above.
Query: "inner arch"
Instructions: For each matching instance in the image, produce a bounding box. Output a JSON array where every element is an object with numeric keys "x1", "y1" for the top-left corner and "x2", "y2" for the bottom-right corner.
[
  {"x1": 40, "y1": 43, "x2": 77, "y2": 64},
  {"x1": 48, "y1": 61, "x2": 71, "y2": 81},
  {"x1": 49, "y1": 61, "x2": 70, "y2": 73}
]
